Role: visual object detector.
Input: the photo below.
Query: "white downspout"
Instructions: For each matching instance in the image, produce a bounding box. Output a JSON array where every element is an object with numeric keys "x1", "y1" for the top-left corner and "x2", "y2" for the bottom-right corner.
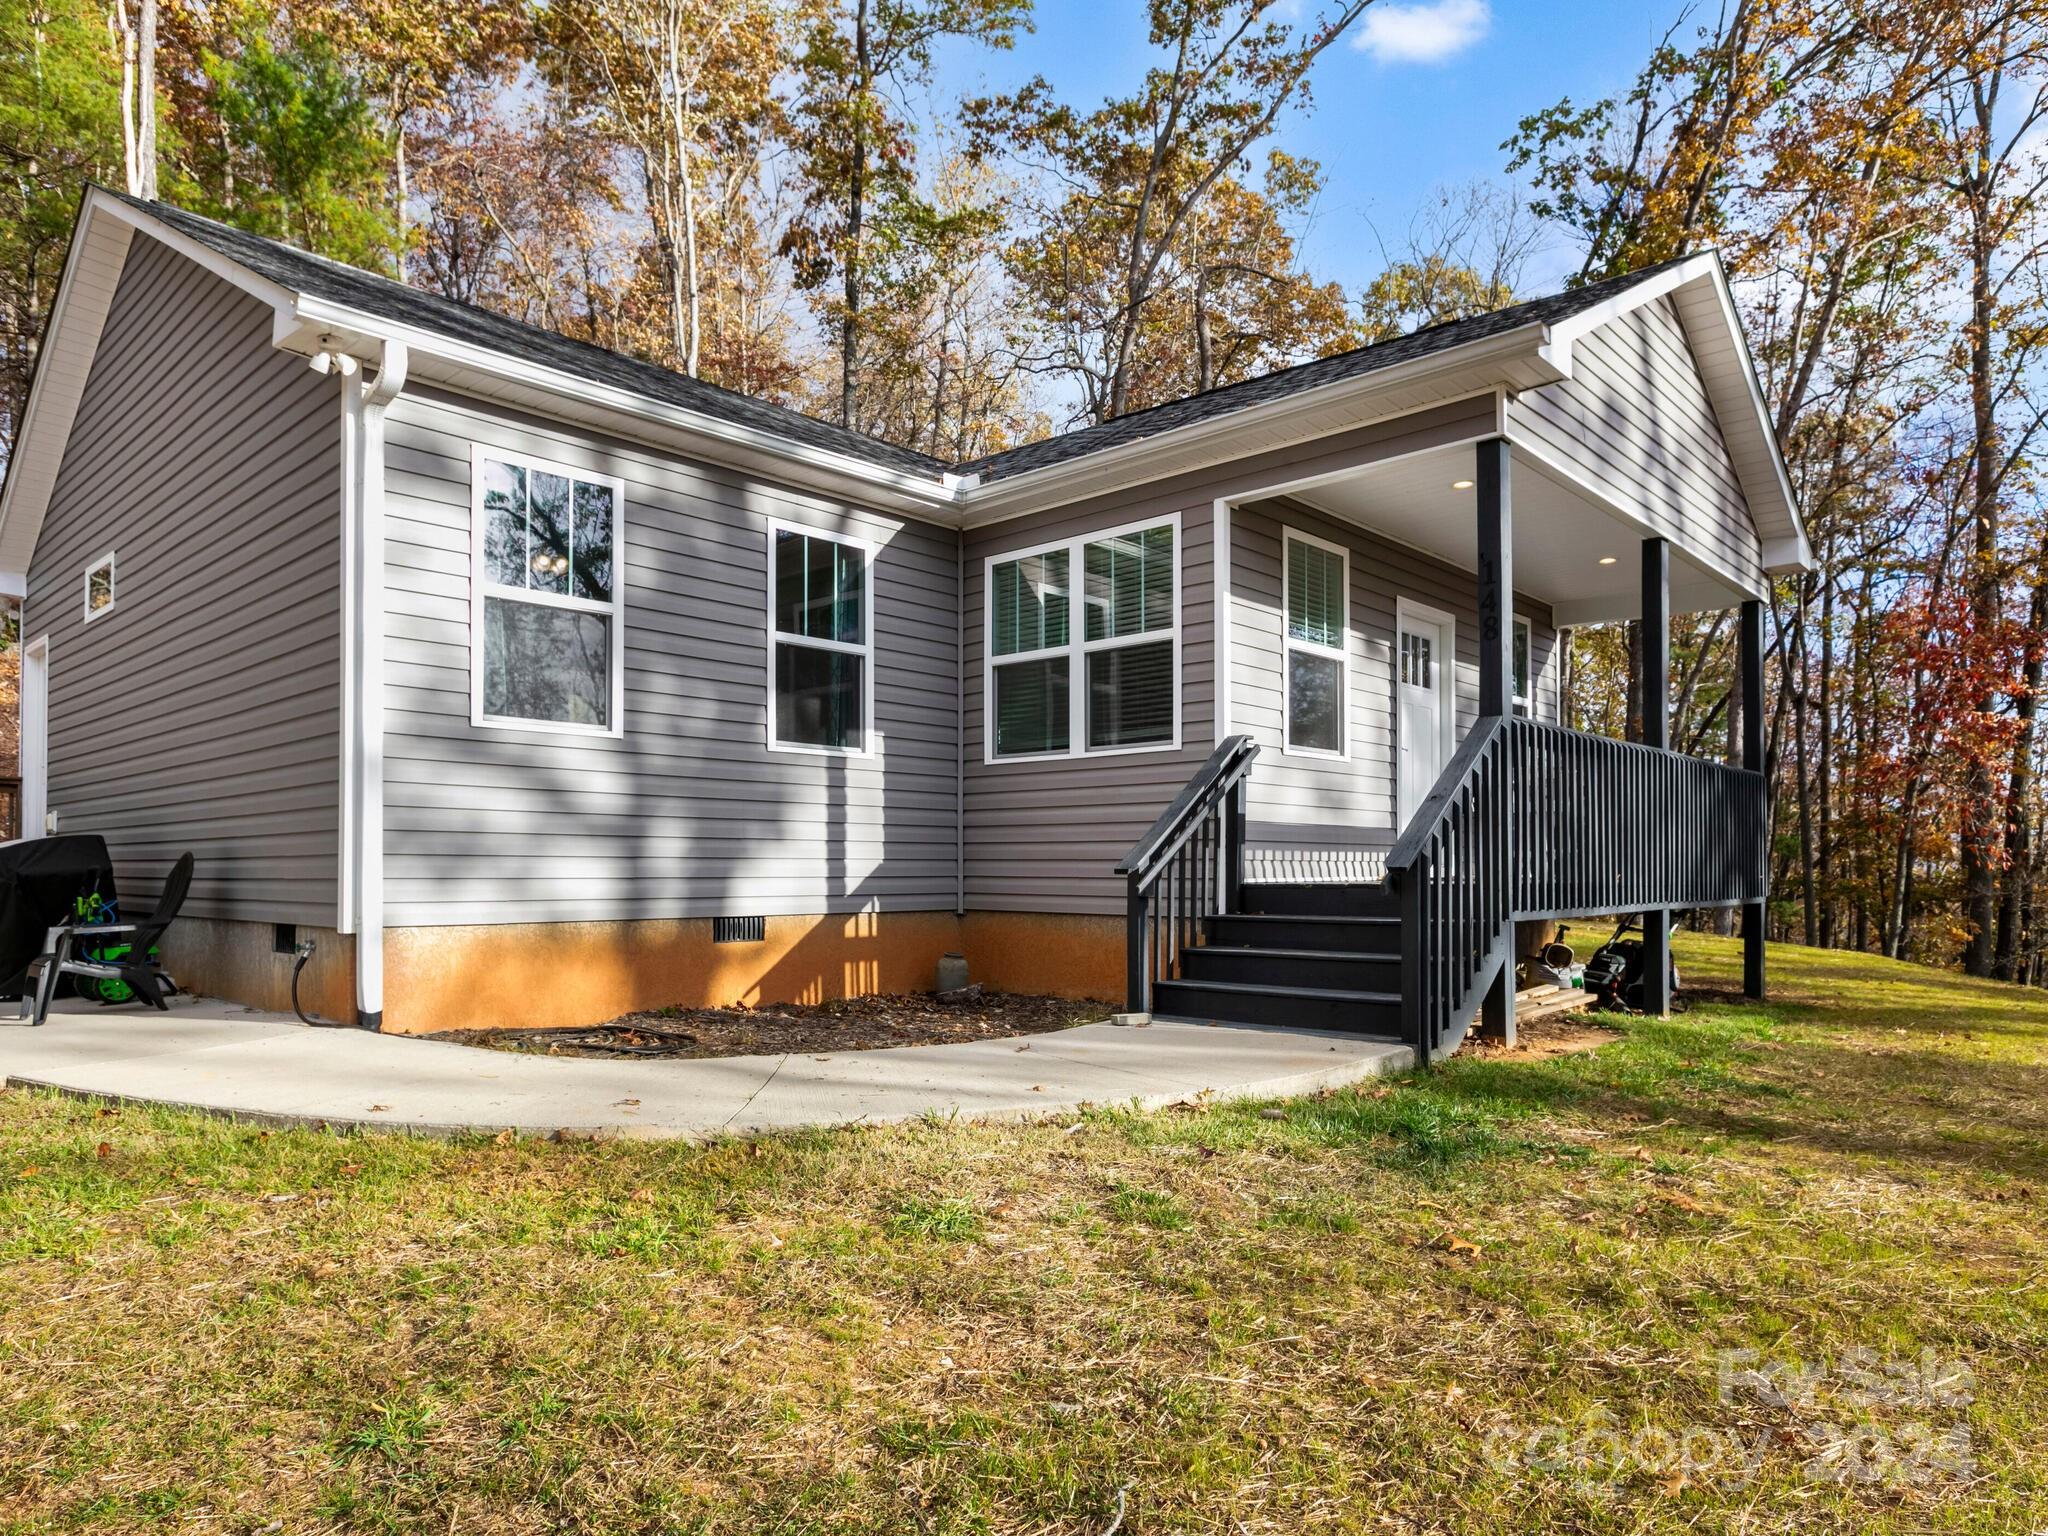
[{"x1": 323, "y1": 339, "x2": 406, "y2": 1029}]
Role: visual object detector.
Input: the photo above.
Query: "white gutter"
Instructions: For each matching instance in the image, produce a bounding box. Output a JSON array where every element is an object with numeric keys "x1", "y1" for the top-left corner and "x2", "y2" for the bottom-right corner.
[{"x1": 326, "y1": 337, "x2": 407, "y2": 1030}]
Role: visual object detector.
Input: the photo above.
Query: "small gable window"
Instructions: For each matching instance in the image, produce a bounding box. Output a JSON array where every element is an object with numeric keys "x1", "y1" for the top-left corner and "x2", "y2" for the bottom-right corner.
[
  {"x1": 83, "y1": 552, "x2": 115, "y2": 623},
  {"x1": 470, "y1": 447, "x2": 625, "y2": 736}
]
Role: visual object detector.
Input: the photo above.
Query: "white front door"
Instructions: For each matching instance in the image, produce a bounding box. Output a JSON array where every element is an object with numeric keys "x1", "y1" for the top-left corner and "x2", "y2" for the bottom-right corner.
[
  {"x1": 19, "y1": 634, "x2": 47, "y2": 841},
  {"x1": 1397, "y1": 610, "x2": 1447, "y2": 828}
]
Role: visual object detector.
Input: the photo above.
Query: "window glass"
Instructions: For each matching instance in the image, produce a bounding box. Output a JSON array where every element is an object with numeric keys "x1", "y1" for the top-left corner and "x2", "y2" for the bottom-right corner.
[
  {"x1": 477, "y1": 454, "x2": 621, "y2": 731},
  {"x1": 1287, "y1": 650, "x2": 1344, "y2": 754},
  {"x1": 775, "y1": 528, "x2": 864, "y2": 644},
  {"x1": 483, "y1": 600, "x2": 610, "y2": 727},
  {"x1": 992, "y1": 550, "x2": 1069, "y2": 657},
  {"x1": 1083, "y1": 525, "x2": 1173, "y2": 641},
  {"x1": 482, "y1": 459, "x2": 529, "y2": 588},
  {"x1": 572, "y1": 481, "x2": 614, "y2": 602},
  {"x1": 775, "y1": 642, "x2": 864, "y2": 750},
  {"x1": 85, "y1": 557, "x2": 114, "y2": 618},
  {"x1": 994, "y1": 656, "x2": 1070, "y2": 756},
  {"x1": 1087, "y1": 640, "x2": 1173, "y2": 749},
  {"x1": 1286, "y1": 538, "x2": 1344, "y2": 648}
]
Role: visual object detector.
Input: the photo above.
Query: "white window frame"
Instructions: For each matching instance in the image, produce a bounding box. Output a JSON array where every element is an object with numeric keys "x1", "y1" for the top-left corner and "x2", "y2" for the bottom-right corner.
[
  {"x1": 1512, "y1": 613, "x2": 1535, "y2": 714},
  {"x1": 1280, "y1": 527, "x2": 1349, "y2": 760},
  {"x1": 81, "y1": 551, "x2": 116, "y2": 625},
  {"x1": 983, "y1": 511, "x2": 1182, "y2": 764},
  {"x1": 468, "y1": 444, "x2": 627, "y2": 739},
  {"x1": 766, "y1": 517, "x2": 877, "y2": 759}
]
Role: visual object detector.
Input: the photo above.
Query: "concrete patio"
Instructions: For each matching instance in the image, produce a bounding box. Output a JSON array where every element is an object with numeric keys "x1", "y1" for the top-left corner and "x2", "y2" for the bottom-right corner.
[{"x1": 0, "y1": 995, "x2": 1414, "y2": 1138}]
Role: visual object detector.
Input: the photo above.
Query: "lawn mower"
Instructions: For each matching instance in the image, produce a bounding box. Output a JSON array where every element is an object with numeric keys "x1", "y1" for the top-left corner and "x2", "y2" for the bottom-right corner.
[{"x1": 1582, "y1": 915, "x2": 1680, "y2": 1012}]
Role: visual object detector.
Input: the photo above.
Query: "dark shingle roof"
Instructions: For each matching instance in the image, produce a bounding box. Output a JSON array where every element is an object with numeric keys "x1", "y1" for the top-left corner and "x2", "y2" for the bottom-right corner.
[
  {"x1": 961, "y1": 253, "x2": 1700, "y2": 482},
  {"x1": 114, "y1": 191, "x2": 951, "y2": 480},
  {"x1": 115, "y1": 191, "x2": 1696, "y2": 489}
]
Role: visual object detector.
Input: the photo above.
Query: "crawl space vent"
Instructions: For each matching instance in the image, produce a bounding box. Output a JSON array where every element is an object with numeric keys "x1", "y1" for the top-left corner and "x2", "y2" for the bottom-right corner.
[{"x1": 713, "y1": 916, "x2": 766, "y2": 944}]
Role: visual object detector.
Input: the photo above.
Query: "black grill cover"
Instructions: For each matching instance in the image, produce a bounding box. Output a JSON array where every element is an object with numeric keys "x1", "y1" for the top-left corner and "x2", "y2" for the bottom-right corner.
[{"x1": 0, "y1": 835, "x2": 116, "y2": 995}]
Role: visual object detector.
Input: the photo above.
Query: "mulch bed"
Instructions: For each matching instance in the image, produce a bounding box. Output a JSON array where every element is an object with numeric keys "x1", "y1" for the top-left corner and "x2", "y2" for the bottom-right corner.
[{"x1": 428, "y1": 990, "x2": 1108, "y2": 1060}]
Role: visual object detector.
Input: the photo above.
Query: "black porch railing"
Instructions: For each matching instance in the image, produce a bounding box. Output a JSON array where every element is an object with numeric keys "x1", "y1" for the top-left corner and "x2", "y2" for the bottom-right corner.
[
  {"x1": 1386, "y1": 716, "x2": 1513, "y2": 1064},
  {"x1": 1390, "y1": 715, "x2": 1768, "y2": 1062},
  {"x1": 1511, "y1": 718, "x2": 1768, "y2": 917},
  {"x1": 1115, "y1": 734, "x2": 1258, "y2": 1013}
]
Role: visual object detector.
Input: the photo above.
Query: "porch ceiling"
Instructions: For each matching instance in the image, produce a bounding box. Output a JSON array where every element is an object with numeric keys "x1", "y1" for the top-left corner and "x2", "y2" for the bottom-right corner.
[{"x1": 1277, "y1": 441, "x2": 1751, "y2": 625}]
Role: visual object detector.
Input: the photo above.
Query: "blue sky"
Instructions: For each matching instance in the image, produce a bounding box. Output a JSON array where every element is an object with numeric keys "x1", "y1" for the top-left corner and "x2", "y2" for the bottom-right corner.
[{"x1": 930, "y1": 0, "x2": 1701, "y2": 297}]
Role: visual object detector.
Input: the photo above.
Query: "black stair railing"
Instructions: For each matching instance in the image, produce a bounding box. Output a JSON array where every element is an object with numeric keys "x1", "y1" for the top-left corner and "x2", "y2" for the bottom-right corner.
[
  {"x1": 1115, "y1": 734, "x2": 1260, "y2": 1013},
  {"x1": 1391, "y1": 715, "x2": 1770, "y2": 1064},
  {"x1": 1386, "y1": 716, "x2": 1513, "y2": 1064}
]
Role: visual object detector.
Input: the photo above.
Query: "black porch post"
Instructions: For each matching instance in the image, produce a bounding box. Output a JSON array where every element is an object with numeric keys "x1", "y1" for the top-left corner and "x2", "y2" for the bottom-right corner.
[
  {"x1": 1639, "y1": 537, "x2": 1672, "y2": 1016},
  {"x1": 1477, "y1": 437, "x2": 1515, "y2": 1044},
  {"x1": 1740, "y1": 596, "x2": 1767, "y2": 999}
]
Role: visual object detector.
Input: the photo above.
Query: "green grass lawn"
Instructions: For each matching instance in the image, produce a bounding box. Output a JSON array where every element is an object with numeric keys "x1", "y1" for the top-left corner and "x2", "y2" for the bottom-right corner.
[{"x1": 2, "y1": 934, "x2": 2044, "y2": 1533}]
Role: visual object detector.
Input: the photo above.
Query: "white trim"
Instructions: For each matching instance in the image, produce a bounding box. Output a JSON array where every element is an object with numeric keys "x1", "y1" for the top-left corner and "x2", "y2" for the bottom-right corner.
[
  {"x1": 81, "y1": 550, "x2": 115, "y2": 624},
  {"x1": 337, "y1": 341, "x2": 406, "y2": 1025},
  {"x1": 765, "y1": 517, "x2": 878, "y2": 758},
  {"x1": 982, "y1": 511, "x2": 1183, "y2": 764},
  {"x1": 1395, "y1": 597, "x2": 1456, "y2": 828},
  {"x1": 1512, "y1": 613, "x2": 1534, "y2": 712},
  {"x1": 20, "y1": 634, "x2": 48, "y2": 840},
  {"x1": 467, "y1": 442, "x2": 628, "y2": 740},
  {"x1": 1279, "y1": 526, "x2": 1350, "y2": 761},
  {"x1": 1212, "y1": 499, "x2": 1232, "y2": 745}
]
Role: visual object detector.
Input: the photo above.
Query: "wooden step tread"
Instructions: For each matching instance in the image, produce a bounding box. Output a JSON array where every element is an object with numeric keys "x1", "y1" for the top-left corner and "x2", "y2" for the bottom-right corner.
[
  {"x1": 1155, "y1": 977, "x2": 1400, "y2": 1006},
  {"x1": 1193, "y1": 945, "x2": 1398, "y2": 963}
]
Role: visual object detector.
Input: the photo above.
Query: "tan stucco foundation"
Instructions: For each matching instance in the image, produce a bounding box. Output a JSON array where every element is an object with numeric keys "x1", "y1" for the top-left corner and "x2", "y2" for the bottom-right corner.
[
  {"x1": 159, "y1": 918, "x2": 357, "y2": 1023},
  {"x1": 376, "y1": 910, "x2": 1125, "y2": 1035},
  {"x1": 149, "y1": 911, "x2": 1123, "y2": 1034}
]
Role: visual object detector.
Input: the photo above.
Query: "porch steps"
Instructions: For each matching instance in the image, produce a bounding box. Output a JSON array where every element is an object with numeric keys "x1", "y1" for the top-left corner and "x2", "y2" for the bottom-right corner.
[{"x1": 1153, "y1": 882, "x2": 1404, "y2": 1038}]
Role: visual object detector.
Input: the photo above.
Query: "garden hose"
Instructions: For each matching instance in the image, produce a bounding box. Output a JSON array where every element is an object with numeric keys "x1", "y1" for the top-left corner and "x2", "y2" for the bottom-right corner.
[{"x1": 290, "y1": 939, "x2": 352, "y2": 1029}]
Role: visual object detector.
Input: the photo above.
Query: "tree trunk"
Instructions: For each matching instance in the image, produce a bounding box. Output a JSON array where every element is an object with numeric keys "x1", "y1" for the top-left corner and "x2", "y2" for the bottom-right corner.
[
  {"x1": 136, "y1": 0, "x2": 156, "y2": 199},
  {"x1": 840, "y1": 0, "x2": 870, "y2": 430},
  {"x1": 1996, "y1": 576, "x2": 2046, "y2": 979},
  {"x1": 1959, "y1": 74, "x2": 2004, "y2": 978}
]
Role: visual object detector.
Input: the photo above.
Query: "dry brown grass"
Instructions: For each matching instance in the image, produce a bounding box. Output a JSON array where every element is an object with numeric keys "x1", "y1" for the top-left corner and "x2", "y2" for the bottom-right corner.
[{"x1": 1, "y1": 932, "x2": 2044, "y2": 1533}]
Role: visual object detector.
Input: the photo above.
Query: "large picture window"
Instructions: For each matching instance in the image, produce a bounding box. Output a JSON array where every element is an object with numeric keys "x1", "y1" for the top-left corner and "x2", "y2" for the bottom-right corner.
[
  {"x1": 986, "y1": 517, "x2": 1178, "y2": 761},
  {"x1": 1282, "y1": 529, "x2": 1348, "y2": 757},
  {"x1": 470, "y1": 447, "x2": 624, "y2": 735},
  {"x1": 770, "y1": 521, "x2": 872, "y2": 754}
]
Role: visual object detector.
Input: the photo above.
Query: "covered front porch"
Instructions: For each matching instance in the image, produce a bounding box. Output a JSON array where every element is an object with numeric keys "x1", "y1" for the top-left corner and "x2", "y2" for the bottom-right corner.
[{"x1": 1123, "y1": 430, "x2": 1773, "y2": 1061}]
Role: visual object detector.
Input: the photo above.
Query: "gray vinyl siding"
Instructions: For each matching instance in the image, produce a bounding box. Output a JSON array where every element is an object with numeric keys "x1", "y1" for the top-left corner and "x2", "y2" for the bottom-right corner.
[
  {"x1": 22, "y1": 234, "x2": 344, "y2": 924},
  {"x1": 1228, "y1": 499, "x2": 1558, "y2": 881},
  {"x1": 963, "y1": 396, "x2": 1495, "y2": 916},
  {"x1": 1508, "y1": 296, "x2": 1763, "y2": 590},
  {"x1": 380, "y1": 386, "x2": 961, "y2": 925}
]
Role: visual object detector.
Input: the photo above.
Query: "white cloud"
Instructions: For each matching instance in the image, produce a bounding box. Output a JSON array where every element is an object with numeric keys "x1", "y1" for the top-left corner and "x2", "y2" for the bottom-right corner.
[{"x1": 1354, "y1": 0, "x2": 1491, "y2": 64}]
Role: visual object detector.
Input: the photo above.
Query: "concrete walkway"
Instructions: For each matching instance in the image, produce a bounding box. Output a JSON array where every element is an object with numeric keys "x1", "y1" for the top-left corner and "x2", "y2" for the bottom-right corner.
[{"x1": 0, "y1": 996, "x2": 1413, "y2": 1138}]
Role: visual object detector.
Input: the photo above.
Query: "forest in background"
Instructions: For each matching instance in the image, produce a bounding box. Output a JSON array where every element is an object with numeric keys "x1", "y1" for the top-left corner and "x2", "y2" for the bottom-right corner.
[{"x1": 0, "y1": 0, "x2": 2044, "y2": 983}]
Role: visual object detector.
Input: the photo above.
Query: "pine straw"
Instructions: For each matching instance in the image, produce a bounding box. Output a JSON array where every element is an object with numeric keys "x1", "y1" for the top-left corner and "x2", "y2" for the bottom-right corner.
[{"x1": 1, "y1": 933, "x2": 2044, "y2": 1533}]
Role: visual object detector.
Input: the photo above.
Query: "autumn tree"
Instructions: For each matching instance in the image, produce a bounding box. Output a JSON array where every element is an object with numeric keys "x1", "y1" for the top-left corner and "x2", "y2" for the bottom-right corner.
[
  {"x1": 781, "y1": 0, "x2": 1030, "y2": 430},
  {"x1": 967, "y1": 0, "x2": 1373, "y2": 422},
  {"x1": 540, "y1": 0, "x2": 783, "y2": 377},
  {"x1": 1356, "y1": 181, "x2": 1539, "y2": 340},
  {"x1": 0, "y1": 0, "x2": 122, "y2": 468}
]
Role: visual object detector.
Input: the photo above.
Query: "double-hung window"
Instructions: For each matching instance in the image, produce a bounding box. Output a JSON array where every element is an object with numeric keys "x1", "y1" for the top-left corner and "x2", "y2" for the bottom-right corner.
[
  {"x1": 1512, "y1": 615, "x2": 1534, "y2": 713},
  {"x1": 770, "y1": 521, "x2": 872, "y2": 754},
  {"x1": 1282, "y1": 529, "x2": 1348, "y2": 757},
  {"x1": 986, "y1": 516, "x2": 1178, "y2": 760},
  {"x1": 471, "y1": 447, "x2": 624, "y2": 735}
]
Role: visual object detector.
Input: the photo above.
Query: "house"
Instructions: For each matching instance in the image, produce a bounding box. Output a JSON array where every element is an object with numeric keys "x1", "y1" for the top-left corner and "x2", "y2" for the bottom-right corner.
[{"x1": 0, "y1": 188, "x2": 1806, "y2": 1058}]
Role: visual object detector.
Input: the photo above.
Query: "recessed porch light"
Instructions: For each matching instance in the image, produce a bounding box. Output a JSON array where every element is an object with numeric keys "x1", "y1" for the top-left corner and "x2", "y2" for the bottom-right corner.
[
  {"x1": 1598, "y1": 556, "x2": 1617, "y2": 565},
  {"x1": 1450, "y1": 478, "x2": 1474, "y2": 490}
]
